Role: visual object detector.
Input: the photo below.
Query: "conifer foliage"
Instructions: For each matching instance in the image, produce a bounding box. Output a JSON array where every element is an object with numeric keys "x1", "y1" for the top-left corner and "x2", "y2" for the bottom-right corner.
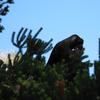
[
  {"x1": 0, "y1": 0, "x2": 14, "y2": 32},
  {"x1": 0, "y1": 27, "x2": 100, "y2": 100}
]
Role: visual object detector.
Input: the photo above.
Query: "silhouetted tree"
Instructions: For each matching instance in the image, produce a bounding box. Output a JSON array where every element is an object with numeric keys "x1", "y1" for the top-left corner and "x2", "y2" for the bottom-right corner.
[
  {"x1": 0, "y1": 27, "x2": 100, "y2": 100},
  {"x1": 0, "y1": 1, "x2": 100, "y2": 100},
  {"x1": 0, "y1": 0, "x2": 14, "y2": 32}
]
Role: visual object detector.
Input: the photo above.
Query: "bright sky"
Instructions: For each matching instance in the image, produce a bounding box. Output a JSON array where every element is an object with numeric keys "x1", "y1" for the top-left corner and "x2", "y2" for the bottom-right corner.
[{"x1": 0, "y1": 0, "x2": 100, "y2": 64}]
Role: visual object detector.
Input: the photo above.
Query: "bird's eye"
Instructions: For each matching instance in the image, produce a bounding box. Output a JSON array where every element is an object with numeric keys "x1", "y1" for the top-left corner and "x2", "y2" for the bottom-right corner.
[{"x1": 72, "y1": 48, "x2": 75, "y2": 51}]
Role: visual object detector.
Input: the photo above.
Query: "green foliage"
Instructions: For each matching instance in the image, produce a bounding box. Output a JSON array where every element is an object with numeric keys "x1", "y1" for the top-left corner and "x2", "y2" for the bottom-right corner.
[{"x1": 0, "y1": 27, "x2": 100, "y2": 100}]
